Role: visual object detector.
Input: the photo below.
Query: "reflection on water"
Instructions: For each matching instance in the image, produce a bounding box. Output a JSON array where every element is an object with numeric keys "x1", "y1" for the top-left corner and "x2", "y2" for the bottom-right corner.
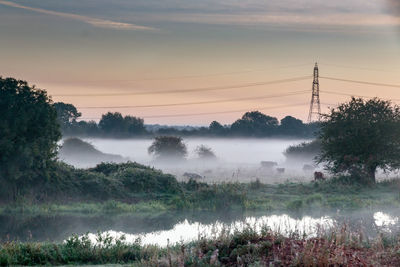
[
  {"x1": 1, "y1": 209, "x2": 399, "y2": 246},
  {"x1": 86, "y1": 215, "x2": 335, "y2": 247},
  {"x1": 374, "y1": 212, "x2": 399, "y2": 229}
]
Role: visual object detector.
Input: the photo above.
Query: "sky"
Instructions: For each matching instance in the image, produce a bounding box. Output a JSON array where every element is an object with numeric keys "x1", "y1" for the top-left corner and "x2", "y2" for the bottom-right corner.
[{"x1": 1, "y1": 0, "x2": 400, "y2": 125}]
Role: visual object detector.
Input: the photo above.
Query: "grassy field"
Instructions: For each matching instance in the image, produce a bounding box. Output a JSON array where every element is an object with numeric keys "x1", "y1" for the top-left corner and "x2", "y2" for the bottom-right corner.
[
  {"x1": 2, "y1": 176, "x2": 400, "y2": 215},
  {"x1": 1, "y1": 225, "x2": 400, "y2": 266}
]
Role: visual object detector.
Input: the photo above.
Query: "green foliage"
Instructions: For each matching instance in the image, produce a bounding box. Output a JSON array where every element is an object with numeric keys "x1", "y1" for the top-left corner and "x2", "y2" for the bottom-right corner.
[
  {"x1": 0, "y1": 77, "x2": 61, "y2": 200},
  {"x1": 89, "y1": 161, "x2": 151, "y2": 176},
  {"x1": 148, "y1": 136, "x2": 188, "y2": 161},
  {"x1": 286, "y1": 199, "x2": 303, "y2": 211},
  {"x1": 51, "y1": 101, "x2": 318, "y2": 138},
  {"x1": 2, "y1": 227, "x2": 400, "y2": 266},
  {"x1": 114, "y1": 166, "x2": 181, "y2": 194},
  {"x1": 231, "y1": 111, "x2": 278, "y2": 137},
  {"x1": 209, "y1": 120, "x2": 226, "y2": 135},
  {"x1": 99, "y1": 112, "x2": 146, "y2": 137},
  {"x1": 284, "y1": 139, "x2": 321, "y2": 162},
  {"x1": 0, "y1": 233, "x2": 144, "y2": 266},
  {"x1": 53, "y1": 102, "x2": 81, "y2": 134},
  {"x1": 186, "y1": 182, "x2": 247, "y2": 210},
  {"x1": 280, "y1": 116, "x2": 306, "y2": 136},
  {"x1": 318, "y1": 97, "x2": 400, "y2": 183}
]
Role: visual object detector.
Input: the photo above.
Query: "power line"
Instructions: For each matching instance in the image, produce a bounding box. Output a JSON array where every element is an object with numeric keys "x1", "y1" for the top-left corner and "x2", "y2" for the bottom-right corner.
[
  {"x1": 77, "y1": 90, "x2": 309, "y2": 109},
  {"x1": 44, "y1": 63, "x2": 313, "y2": 84},
  {"x1": 79, "y1": 102, "x2": 308, "y2": 120},
  {"x1": 321, "y1": 90, "x2": 400, "y2": 101},
  {"x1": 320, "y1": 76, "x2": 400, "y2": 89},
  {"x1": 318, "y1": 63, "x2": 399, "y2": 73},
  {"x1": 53, "y1": 76, "x2": 312, "y2": 97}
]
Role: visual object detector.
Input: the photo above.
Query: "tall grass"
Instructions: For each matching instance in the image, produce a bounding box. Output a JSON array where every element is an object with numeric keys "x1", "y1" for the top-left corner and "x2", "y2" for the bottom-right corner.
[
  {"x1": 1, "y1": 225, "x2": 399, "y2": 266},
  {"x1": 2, "y1": 176, "x2": 400, "y2": 215}
]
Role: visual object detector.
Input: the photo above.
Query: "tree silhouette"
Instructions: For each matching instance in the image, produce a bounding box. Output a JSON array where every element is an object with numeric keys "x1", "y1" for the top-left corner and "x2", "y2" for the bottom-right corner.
[
  {"x1": 0, "y1": 77, "x2": 61, "y2": 199},
  {"x1": 318, "y1": 97, "x2": 400, "y2": 183},
  {"x1": 99, "y1": 112, "x2": 145, "y2": 137},
  {"x1": 148, "y1": 136, "x2": 187, "y2": 161},
  {"x1": 54, "y1": 102, "x2": 81, "y2": 133},
  {"x1": 231, "y1": 111, "x2": 278, "y2": 136}
]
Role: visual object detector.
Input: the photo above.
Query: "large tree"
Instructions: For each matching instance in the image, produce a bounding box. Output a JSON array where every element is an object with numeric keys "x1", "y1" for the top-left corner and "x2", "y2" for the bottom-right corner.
[
  {"x1": 99, "y1": 112, "x2": 145, "y2": 137},
  {"x1": 279, "y1": 116, "x2": 305, "y2": 136},
  {"x1": 54, "y1": 102, "x2": 81, "y2": 133},
  {"x1": 318, "y1": 97, "x2": 400, "y2": 183},
  {"x1": 231, "y1": 111, "x2": 278, "y2": 136},
  {"x1": 209, "y1": 121, "x2": 225, "y2": 136},
  {"x1": 0, "y1": 77, "x2": 61, "y2": 198},
  {"x1": 148, "y1": 136, "x2": 187, "y2": 161}
]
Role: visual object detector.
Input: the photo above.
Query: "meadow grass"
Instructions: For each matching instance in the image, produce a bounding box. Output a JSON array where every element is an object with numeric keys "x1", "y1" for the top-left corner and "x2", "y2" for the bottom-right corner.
[
  {"x1": 1, "y1": 177, "x2": 399, "y2": 215},
  {"x1": 1, "y1": 225, "x2": 400, "y2": 266}
]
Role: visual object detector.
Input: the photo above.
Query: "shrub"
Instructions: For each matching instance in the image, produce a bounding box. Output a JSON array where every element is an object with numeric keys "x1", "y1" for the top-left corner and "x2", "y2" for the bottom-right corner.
[
  {"x1": 284, "y1": 140, "x2": 321, "y2": 162},
  {"x1": 114, "y1": 167, "x2": 181, "y2": 194},
  {"x1": 148, "y1": 136, "x2": 187, "y2": 161}
]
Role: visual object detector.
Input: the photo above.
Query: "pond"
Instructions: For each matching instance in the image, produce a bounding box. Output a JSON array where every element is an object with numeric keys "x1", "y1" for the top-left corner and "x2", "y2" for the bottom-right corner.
[{"x1": 1, "y1": 209, "x2": 399, "y2": 246}]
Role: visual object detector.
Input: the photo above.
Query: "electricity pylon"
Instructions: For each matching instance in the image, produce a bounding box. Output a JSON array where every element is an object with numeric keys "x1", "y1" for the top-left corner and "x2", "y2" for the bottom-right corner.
[{"x1": 307, "y1": 63, "x2": 321, "y2": 123}]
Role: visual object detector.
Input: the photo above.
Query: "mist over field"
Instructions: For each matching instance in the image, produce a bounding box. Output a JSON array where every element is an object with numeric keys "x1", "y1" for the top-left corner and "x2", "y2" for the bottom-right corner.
[
  {"x1": 82, "y1": 138, "x2": 305, "y2": 164},
  {"x1": 59, "y1": 138, "x2": 319, "y2": 182}
]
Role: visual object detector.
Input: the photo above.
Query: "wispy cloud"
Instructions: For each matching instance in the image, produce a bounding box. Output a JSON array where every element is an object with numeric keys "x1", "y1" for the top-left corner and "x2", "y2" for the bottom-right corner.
[
  {"x1": 133, "y1": 12, "x2": 400, "y2": 32},
  {"x1": 116, "y1": 0, "x2": 399, "y2": 31},
  {"x1": 0, "y1": 0, "x2": 158, "y2": 31}
]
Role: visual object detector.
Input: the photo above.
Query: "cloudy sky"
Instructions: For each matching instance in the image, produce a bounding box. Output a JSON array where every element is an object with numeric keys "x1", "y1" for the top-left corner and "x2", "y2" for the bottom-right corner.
[{"x1": 1, "y1": 0, "x2": 399, "y2": 125}]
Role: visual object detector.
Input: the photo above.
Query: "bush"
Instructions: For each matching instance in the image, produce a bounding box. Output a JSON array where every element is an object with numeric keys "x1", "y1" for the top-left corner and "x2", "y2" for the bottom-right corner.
[
  {"x1": 148, "y1": 136, "x2": 187, "y2": 161},
  {"x1": 114, "y1": 167, "x2": 181, "y2": 194},
  {"x1": 188, "y1": 183, "x2": 247, "y2": 210},
  {"x1": 284, "y1": 140, "x2": 321, "y2": 162}
]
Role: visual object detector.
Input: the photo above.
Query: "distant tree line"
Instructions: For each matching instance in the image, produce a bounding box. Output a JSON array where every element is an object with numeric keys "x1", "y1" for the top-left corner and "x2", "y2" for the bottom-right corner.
[{"x1": 55, "y1": 102, "x2": 320, "y2": 138}]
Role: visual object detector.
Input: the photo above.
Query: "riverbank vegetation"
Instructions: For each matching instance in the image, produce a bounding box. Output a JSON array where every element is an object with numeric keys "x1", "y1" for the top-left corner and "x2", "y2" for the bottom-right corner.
[
  {"x1": 1, "y1": 225, "x2": 400, "y2": 266},
  {"x1": 1, "y1": 162, "x2": 399, "y2": 215}
]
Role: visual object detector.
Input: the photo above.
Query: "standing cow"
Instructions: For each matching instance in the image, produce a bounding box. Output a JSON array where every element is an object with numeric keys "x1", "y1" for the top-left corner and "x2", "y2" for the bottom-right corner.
[{"x1": 314, "y1": 171, "x2": 325, "y2": 181}]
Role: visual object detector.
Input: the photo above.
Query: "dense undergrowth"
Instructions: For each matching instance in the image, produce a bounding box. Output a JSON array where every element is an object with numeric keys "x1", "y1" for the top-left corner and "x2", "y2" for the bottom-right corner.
[
  {"x1": 1, "y1": 226, "x2": 400, "y2": 266},
  {"x1": 1, "y1": 162, "x2": 400, "y2": 215}
]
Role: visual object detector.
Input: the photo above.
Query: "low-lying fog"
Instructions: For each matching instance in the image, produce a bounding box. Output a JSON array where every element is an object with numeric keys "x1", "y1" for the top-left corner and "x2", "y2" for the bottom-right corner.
[
  {"x1": 83, "y1": 138, "x2": 301, "y2": 165},
  {"x1": 59, "y1": 138, "x2": 399, "y2": 182},
  {"x1": 61, "y1": 138, "x2": 317, "y2": 183}
]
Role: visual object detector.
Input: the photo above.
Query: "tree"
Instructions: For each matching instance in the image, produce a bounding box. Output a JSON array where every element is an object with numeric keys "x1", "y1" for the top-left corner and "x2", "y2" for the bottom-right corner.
[
  {"x1": 195, "y1": 145, "x2": 216, "y2": 159},
  {"x1": 99, "y1": 112, "x2": 145, "y2": 137},
  {"x1": 230, "y1": 111, "x2": 278, "y2": 136},
  {"x1": 284, "y1": 140, "x2": 321, "y2": 163},
  {"x1": 279, "y1": 116, "x2": 305, "y2": 136},
  {"x1": 124, "y1": 115, "x2": 146, "y2": 135},
  {"x1": 99, "y1": 112, "x2": 125, "y2": 135},
  {"x1": 209, "y1": 121, "x2": 225, "y2": 135},
  {"x1": 318, "y1": 97, "x2": 400, "y2": 183},
  {"x1": 0, "y1": 77, "x2": 61, "y2": 199},
  {"x1": 148, "y1": 136, "x2": 187, "y2": 161},
  {"x1": 54, "y1": 102, "x2": 82, "y2": 133}
]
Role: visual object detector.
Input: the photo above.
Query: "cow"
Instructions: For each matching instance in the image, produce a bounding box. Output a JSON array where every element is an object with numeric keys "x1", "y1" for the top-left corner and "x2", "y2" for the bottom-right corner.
[{"x1": 314, "y1": 171, "x2": 325, "y2": 181}]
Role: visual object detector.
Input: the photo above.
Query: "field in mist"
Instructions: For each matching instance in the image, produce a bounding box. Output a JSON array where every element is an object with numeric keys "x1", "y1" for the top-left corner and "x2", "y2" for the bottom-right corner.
[{"x1": 64, "y1": 138, "x2": 315, "y2": 183}]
